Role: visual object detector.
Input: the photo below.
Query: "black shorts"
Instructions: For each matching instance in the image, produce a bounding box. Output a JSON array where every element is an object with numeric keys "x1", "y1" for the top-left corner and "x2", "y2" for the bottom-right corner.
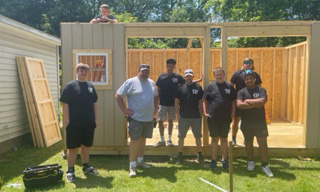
[
  {"x1": 66, "y1": 123, "x2": 96, "y2": 149},
  {"x1": 207, "y1": 116, "x2": 232, "y2": 138},
  {"x1": 241, "y1": 121, "x2": 268, "y2": 141}
]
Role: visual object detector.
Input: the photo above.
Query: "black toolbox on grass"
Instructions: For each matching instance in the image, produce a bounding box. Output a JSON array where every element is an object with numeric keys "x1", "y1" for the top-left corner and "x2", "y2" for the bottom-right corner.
[{"x1": 22, "y1": 164, "x2": 64, "y2": 189}]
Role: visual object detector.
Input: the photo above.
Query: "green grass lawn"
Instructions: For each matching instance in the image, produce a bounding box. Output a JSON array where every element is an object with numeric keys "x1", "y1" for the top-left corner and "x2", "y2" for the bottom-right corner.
[{"x1": 1, "y1": 142, "x2": 320, "y2": 192}]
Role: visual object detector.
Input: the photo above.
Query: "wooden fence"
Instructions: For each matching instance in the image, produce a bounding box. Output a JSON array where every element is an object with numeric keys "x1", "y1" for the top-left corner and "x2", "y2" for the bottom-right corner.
[{"x1": 127, "y1": 45, "x2": 306, "y2": 124}]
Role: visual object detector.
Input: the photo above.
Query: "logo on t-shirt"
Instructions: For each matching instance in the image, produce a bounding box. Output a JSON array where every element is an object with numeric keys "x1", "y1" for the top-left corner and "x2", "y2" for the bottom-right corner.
[
  {"x1": 253, "y1": 93, "x2": 260, "y2": 98},
  {"x1": 192, "y1": 89, "x2": 198, "y2": 94},
  {"x1": 172, "y1": 78, "x2": 178, "y2": 83},
  {"x1": 88, "y1": 87, "x2": 93, "y2": 93},
  {"x1": 225, "y1": 88, "x2": 230, "y2": 94}
]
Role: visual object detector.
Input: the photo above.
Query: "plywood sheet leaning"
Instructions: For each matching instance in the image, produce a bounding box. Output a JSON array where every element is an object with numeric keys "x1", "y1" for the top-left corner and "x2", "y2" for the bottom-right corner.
[{"x1": 16, "y1": 56, "x2": 61, "y2": 147}]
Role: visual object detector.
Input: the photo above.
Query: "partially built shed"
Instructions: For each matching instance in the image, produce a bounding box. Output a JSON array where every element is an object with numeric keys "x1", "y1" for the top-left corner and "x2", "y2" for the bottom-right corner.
[
  {"x1": 61, "y1": 21, "x2": 320, "y2": 157},
  {"x1": 0, "y1": 15, "x2": 60, "y2": 153}
]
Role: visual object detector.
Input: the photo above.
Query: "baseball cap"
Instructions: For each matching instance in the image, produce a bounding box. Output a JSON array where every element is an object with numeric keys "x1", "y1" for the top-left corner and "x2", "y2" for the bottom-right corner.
[
  {"x1": 139, "y1": 64, "x2": 150, "y2": 71},
  {"x1": 244, "y1": 70, "x2": 256, "y2": 78},
  {"x1": 184, "y1": 69, "x2": 194, "y2": 76}
]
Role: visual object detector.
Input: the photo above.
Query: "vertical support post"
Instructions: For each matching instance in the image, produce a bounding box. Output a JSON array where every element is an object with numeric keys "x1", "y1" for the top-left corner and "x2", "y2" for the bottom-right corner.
[
  {"x1": 202, "y1": 26, "x2": 211, "y2": 146},
  {"x1": 305, "y1": 22, "x2": 320, "y2": 148},
  {"x1": 221, "y1": 27, "x2": 228, "y2": 72},
  {"x1": 229, "y1": 141, "x2": 233, "y2": 192}
]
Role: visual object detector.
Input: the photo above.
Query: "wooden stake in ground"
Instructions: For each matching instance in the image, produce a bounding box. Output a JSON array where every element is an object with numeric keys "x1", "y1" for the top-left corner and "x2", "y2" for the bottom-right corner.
[{"x1": 229, "y1": 141, "x2": 233, "y2": 192}]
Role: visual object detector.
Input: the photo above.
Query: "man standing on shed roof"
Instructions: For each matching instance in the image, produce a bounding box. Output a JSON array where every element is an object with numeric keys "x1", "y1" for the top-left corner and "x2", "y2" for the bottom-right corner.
[
  {"x1": 90, "y1": 4, "x2": 118, "y2": 23},
  {"x1": 60, "y1": 63, "x2": 99, "y2": 182},
  {"x1": 115, "y1": 64, "x2": 158, "y2": 177}
]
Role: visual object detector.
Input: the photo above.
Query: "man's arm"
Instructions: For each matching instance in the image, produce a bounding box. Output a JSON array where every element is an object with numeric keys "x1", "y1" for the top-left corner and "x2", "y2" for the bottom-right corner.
[
  {"x1": 237, "y1": 99, "x2": 256, "y2": 109},
  {"x1": 202, "y1": 99, "x2": 211, "y2": 118},
  {"x1": 115, "y1": 93, "x2": 133, "y2": 116},
  {"x1": 193, "y1": 77, "x2": 202, "y2": 83},
  {"x1": 244, "y1": 98, "x2": 266, "y2": 107},
  {"x1": 175, "y1": 98, "x2": 180, "y2": 120},
  {"x1": 94, "y1": 103, "x2": 98, "y2": 124},
  {"x1": 231, "y1": 100, "x2": 236, "y2": 118},
  {"x1": 90, "y1": 18, "x2": 101, "y2": 24},
  {"x1": 154, "y1": 95, "x2": 159, "y2": 116},
  {"x1": 62, "y1": 103, "x2": 69, "y2": 128}
]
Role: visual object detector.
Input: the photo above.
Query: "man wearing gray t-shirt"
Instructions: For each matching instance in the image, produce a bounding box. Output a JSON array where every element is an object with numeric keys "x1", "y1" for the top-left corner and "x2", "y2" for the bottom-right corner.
[{"x1": 115, "y1": 64, "x2": 158, "y2": 177}]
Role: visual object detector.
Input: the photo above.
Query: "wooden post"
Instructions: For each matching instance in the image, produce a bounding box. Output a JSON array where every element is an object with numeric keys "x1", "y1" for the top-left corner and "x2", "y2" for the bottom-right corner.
[
  {"x1": 202, "y1": 26, "x2": 211, "y2": 146},
  {"x1": 305, "y1": 22, "x2": 320, "y2": 148},
  {"x1": 221, "y1": 27, "x2": 228, "y2": 72},
  {"x1": 229, "y1": 141, "x2": 233, "y2": 192}
]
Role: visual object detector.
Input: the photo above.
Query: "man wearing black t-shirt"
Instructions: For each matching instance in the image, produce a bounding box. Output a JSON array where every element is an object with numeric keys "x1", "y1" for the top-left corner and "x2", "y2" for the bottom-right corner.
[
  {"x1": 230, "y1": 58, "x2": 262, "y2": 145},
  {"x1": 203, "y1": 67, "x2": 236, "y2": 169},
  {"x1": 154, "y1": 58, "x2": 185, "y2": 147},
  {"x1": 60, "y1": 63, "x2": 99, "y2": 182},
  {"x1": 237, "y1": 70, "x2": 273, "y2": 177},
  {"x1": 90, "y1": 4, "x2": 118, "y2": 23},
  {"x1": 174, "y1": 69, "x2": 204, "y2": 164}
]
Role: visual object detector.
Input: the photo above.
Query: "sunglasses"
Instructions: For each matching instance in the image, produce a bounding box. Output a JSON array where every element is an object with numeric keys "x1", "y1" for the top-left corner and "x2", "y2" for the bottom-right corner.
[{"x1": 243, "y1": 61, "x2": 253, "y2": 65}]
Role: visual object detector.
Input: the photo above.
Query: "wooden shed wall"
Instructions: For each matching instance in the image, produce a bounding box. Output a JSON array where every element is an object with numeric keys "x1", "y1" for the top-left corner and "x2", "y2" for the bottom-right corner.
[
  {"x1": 0, "y1": 27, "x2": 59, "y2": 143},
  {"x1": 61, "y1": 23, "x2": 127, "y2": 148},
  {"x1": 128, "y1": 47, "x2": 287, "y2": 120}
]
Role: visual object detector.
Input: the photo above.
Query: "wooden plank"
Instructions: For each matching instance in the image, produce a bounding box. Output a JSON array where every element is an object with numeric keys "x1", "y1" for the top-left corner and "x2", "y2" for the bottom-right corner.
[
  {"x1": 287, "y1": 48, "x2": 294, "y2": 121},
  {"x1": 126, "y1": 27, "x2": 206, "y2": 38},
  {"x1": 113, "y1": 24, "x2": 127, "y2": 146},
  {"x1": 293, "y1": 46, "x2": 301, "y2": 122},
  {"x1": 202, "y1": 26, "x2": 211, "y2": 146},
  {"x1": 261, "y1": 50, "x2": 274, "y2": 118},
  {"x1": 24, "y1": 57, "x2": 61, "y2": 147},
  {"x1": 281, "y1": 49, "x2": 288, "y2": 119},
  {"x1": 16, "y1": 58, "x2": 36, "y2": 147},
  {"x1": 305, "y1": 22, "x2": 320, "y2": 148},
  {"x1": 17, "y1": 56, "x2": 44, "y2": 147},
  {"x1": 221, "y1": 27, "x2": 228, "y2": 73},
  {"x1": 299, "y1": 45, "x2": 306, "y2": 124},
  {"x1": 272, "y1": 50, "x2": 283, "y2": 119},
  {"x1": 226, "y1": 26, "x2": 311, "y2": 37}
]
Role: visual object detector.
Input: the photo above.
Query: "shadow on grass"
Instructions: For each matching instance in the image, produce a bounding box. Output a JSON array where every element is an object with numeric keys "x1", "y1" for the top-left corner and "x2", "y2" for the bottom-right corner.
[
  {"x1": 231, "y1": 158, "x2": 297, "y2": 181},
  {"x1": 74, "y1": 174, "x2": 114, "y2": 189}
]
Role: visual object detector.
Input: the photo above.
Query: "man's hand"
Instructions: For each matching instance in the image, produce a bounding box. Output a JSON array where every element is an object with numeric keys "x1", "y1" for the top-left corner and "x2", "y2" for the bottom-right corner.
[
  {"x1": 123, "y1": 108, "x2": 133, "y2": 116},
  {"x1": 204, "y1": 113, "x2": 212, "y2": 118}
]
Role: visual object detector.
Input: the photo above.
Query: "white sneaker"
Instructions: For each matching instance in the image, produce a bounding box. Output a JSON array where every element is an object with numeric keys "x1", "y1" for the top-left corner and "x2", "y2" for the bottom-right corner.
[
  {"x1": 247, "y1": 161, "x2": 255, "y2": 171},
  {"x1": 262, "y1": 166, "x2": 274, "y2": 177},
  {"x1": 129, "y1": 166, "x2": 137, "y2": 177},
  {"x1": 167, "y1": 140, "x2": 174, "y2": 146},
  {"x1": 137, "y1": 161, "x2": 151, "y2": 169}
]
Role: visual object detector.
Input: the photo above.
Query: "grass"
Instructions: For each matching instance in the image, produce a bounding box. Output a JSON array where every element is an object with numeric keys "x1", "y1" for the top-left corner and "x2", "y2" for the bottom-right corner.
[{"x1": 0, "y1": 142, "x2": 320, "y2": 192}]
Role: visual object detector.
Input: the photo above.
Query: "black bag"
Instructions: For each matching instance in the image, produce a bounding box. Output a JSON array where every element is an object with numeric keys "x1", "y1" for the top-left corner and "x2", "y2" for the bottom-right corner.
[{"x1": 22, "y1": 164, "x2": 64, "y2": 189}]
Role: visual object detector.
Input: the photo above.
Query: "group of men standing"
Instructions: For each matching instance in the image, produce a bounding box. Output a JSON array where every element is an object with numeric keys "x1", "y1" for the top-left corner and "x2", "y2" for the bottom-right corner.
[{"x1": 60, "y1": 55, "x2": 273, "y2": 181}]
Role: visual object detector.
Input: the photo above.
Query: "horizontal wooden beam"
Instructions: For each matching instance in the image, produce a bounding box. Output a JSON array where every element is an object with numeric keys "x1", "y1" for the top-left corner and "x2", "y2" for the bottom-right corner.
[
  {"x1": 216, "y1": 21, "x2": 313, "y2": 27},
  {"x1": 90, "y1": 146, "x2": 320, "y2": 157},
  {"x1": 126, "y1": 27, "x2": 206, "y2": 38},
  {"x1": 285, "y1": 41, "x2": 307, "y2": 49},
  {"x1": 226, "y1": 26, "x2": 311, "y2": 37}
]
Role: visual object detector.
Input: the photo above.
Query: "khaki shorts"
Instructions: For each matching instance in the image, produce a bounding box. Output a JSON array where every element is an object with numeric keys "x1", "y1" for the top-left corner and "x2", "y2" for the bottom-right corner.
[
  {"x1": 178, "y1": 118, "x2": 202, "y2": 139},
  {"x1": 158, "y1": 105, "x2": 176, "y2": 121}
]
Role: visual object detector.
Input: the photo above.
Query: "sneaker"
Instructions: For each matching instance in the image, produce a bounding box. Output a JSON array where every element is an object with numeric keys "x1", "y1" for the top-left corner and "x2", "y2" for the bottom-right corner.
[
  {"x1": 82, "y1": 165, "x2": 99, "y2": 175},
  {"x1": 222, "y1": 160, "x2": 229, "y2": 169},
  {"x1": 129, "y1": 165, "x2": 137, "y2": 177},
  {"x1": 247, "y1": 161, "x2": 255, "y2": 171},
  {"x1": 137, "y1": 161, "x2": 151, "y2": 169},
  {"x1": 197, "y1": 154, "x2": 205, "y2": 164},
  {"x1": 167, "y1": 140, "x2": 174, "y2": 147},
  {"x1": 153, "y1": 140, "x2": 166, "y2": 147},
  {"x1": 210, "y1": 160, "x2": 217, "y2": 169},
  {"x1": 262, "y1": 165, "x2": 274, "y2": 177},
  {"x1": 66, "y1": 172, "x2": 76, "y2": 182},
  {"x1": 176, "y1": 154, "x2": 183, "y2": 164}
]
